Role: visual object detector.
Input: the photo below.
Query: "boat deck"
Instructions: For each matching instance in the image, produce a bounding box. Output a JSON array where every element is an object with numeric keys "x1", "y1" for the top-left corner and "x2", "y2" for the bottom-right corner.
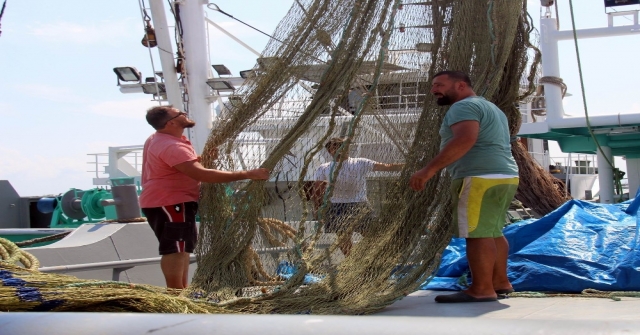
[
  {"x1": 380, "y1": 290, "x2": 640, "y2": 320},
  {"x1": 3, "y1": 290, "x2": 639, "y2": 334}
]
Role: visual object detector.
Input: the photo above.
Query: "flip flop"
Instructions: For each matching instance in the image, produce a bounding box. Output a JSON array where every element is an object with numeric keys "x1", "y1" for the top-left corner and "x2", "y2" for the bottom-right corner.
[
  {"x1": 495, "y1": 288, "x2": 514, "y2": 295},
  {"x1": 434, "y1": 292, "x2": 498, "y2": 303}
]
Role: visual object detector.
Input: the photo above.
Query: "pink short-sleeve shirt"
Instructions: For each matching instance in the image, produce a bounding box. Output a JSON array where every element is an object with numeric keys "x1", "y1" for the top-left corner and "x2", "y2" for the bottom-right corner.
[{"x1": 139, "y1": 132, "x2": 200, "y2": 208}]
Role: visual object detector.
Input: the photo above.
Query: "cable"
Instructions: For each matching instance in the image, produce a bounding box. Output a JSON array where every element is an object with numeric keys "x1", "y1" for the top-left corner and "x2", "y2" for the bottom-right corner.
[
  {"x1": 0, "y1": 0, "x2": 7, "y2": 37},
  {"x1": 207, "y1": 3, "x2": 286, "y2": 45},
  {"x1": 568, "y1": 0, "x2": 623, "y2": 200},
  {"x1": 480, "y1": 0, "x2": 498, "y2": 97},
  {"x1": 206, "y1": 3, "x2": 329, "y2": 65}
]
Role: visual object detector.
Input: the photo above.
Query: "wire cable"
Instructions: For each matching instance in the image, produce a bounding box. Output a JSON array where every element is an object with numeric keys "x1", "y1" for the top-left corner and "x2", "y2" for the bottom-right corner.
[
  {"x1": 568, "y1": 0, "x2": 623, "y2": 200},
  {"x1": 206, "y1": 3, "x2": 329, "y2": 65},
  {"x1": 0, "y1": 0, "x2": 7, "y2": 37},
  {"x1": 207, "y1": 3, "x2": 286, "y2": 45}
]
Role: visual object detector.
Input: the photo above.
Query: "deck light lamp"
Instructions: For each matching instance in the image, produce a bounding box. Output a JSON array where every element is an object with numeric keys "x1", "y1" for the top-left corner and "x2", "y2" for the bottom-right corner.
[
  {"x1": 604, "y1": 0, "x2": 640, "y2": 7},
  {"x1": 212, "y1": 64, "x2": 232, "y2": 76},
  {"x1": 206, "y1": 79, "x2": 235, "y2": 91},
  {"x1": 141, "y1": 83, "x2": 166, "y2": 95},
  {"x1": 239, "y1": 70, "x2": 257, "y2": 79},
  {"x1": 113, "y1": 67, "x2": 142, "y2": 84}
]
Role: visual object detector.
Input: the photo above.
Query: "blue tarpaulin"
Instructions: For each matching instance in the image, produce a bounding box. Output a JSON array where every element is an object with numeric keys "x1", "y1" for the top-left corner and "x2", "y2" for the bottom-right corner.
[{"x1": 423, "y1": 199, "x2": 640, "y2": 292}]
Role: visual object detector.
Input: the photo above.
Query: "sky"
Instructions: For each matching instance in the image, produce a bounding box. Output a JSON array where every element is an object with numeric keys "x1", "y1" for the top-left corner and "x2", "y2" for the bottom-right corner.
[{"x1": 0, "y1": 0, "x2": 639, "y2": 196}]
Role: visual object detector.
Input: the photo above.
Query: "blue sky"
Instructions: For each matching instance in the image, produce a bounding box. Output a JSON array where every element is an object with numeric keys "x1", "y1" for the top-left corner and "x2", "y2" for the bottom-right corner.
[{"x1": 0, "y1": 0, "x2": 638, "y2": 196}]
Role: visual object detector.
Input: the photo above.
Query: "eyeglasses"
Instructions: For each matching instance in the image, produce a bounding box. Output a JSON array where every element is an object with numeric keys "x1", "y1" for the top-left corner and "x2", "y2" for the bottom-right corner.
[{"x1": 164, "y1": 111, "x2": 187, "y2": 126}]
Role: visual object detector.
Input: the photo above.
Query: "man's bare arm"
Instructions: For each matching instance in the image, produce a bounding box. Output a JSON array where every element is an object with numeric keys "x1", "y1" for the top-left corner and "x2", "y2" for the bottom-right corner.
[
  {"x1": 409, "y1": 120, "x2": 479, "y2": 191},
  {"x1": 373, "y1": 162, "x2": 404, "y2": 172},
  {"x1": 174, "y1": 160, "x2": 269, "y2": 183}
]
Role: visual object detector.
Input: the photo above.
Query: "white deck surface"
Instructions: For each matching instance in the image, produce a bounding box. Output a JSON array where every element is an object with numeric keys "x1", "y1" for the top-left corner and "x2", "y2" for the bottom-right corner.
[
  {"x1": 2, "y1": 290, "x2": 639, "y2": 334},
  {"x1": 379, "y1": 290, "x2": 640, "y2": 320}
]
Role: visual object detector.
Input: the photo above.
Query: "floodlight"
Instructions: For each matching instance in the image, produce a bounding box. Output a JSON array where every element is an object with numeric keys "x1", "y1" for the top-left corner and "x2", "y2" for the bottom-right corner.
[
  {"x1": 142, "y1": 83, "x2": 166, "y2": 95},
  {"x1": 212, "y1": 64, "x2": 232, "y2": 76},
  {"x1": 206, "y1": 79, "x2": 235, "y2": 91},
  {"x1": 145, "y1": 77, "x2": 156, "y2": 83},
  {"x1": 239, "y1": 70, "x2": 257, "y2": 79},
  {"x1": 604, "y1": 0, "x2": 640, "y2": 6},
  {"x1": 113, "y1": 67, "x2": 142, "y2": 83}
]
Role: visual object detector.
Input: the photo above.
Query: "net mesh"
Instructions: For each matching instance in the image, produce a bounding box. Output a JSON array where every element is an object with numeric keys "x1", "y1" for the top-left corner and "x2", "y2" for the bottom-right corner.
[{"x1": 188, "y1": 0, "x2": 568, "y2": 314}]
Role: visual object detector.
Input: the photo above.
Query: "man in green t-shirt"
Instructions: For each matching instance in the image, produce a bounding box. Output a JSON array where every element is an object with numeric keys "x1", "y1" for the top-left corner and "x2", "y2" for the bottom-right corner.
[{"x1": 409, "y1": 71, "x2": 519, "y2": 303}]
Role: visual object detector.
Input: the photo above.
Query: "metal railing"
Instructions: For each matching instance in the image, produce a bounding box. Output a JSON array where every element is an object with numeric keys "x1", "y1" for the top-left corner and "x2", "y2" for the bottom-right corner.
[{"x1": 38, "y1": 255, "x2": 197, "y2": 281}]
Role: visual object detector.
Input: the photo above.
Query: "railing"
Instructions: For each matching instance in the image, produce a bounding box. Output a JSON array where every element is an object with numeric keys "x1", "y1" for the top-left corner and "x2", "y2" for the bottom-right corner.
[
  {"x1": 38, "y1": 255, "x2": 197, "y2": 282},
  {"x1": 87, "y1": 153, "x2": 109, "y2": 180},
  {"x1": 87, "y1": 147, "x2": 144, "y2": 187},
  {"x1": 549, "y1": 154, "x2": 598, "y2": 175}
]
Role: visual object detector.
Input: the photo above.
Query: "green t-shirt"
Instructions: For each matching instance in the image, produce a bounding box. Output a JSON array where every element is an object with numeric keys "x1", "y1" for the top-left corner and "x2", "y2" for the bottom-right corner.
[{"x1": 439, "y1": 96, "x2": 519, "y2": 179}]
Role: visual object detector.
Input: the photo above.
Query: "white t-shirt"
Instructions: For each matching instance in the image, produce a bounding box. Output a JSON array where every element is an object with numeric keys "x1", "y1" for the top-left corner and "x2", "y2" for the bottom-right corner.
[{"x1": 314, "y1": 157, "x2": 375, "y2": 203}]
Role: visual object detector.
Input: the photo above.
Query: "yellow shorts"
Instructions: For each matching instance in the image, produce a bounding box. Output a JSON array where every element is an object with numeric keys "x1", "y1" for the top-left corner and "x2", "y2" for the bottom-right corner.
[{"x1": 451, "y1": 176, "x2": 519, "y2": 238}]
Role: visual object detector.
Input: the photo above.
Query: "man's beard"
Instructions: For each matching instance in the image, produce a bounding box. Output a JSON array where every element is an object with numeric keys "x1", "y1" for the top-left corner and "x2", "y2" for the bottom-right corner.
[
  {"x1": 183, "y1": 120, "x2": 196, "y2": 128},
  {"x1": 436, "y1": 95, "x2": 453, "y2": 106}
]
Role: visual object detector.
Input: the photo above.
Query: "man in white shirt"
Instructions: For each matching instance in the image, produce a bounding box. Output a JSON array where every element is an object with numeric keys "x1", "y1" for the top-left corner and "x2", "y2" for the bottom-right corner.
[{"x1": 312, "y1": 137, "x2": 403, "y2": 255}]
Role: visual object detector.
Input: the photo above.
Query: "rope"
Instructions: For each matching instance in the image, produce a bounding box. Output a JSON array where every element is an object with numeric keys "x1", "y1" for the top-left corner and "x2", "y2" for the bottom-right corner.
[
  {"x1": 530, "y1": 76, "x2": 566, "y2": 122},
  {"x1": 568, "y1": 0, "x2": 623, "y2": 200},
  {"x1": 0, "y1": 238, "x2": 39, "y2": 270},
  {"x1": 14, "y1": 232, "x2": 71, "y2": 248},
  {"x1": 510, "y1": 289, "x2": 640, "y2": 302},
  {"x1": 100, "y1": 217, "x2": 147, "y2": 223},
  {"x1": 539, "y1": 76, "x2": 567, "y2": 97}
]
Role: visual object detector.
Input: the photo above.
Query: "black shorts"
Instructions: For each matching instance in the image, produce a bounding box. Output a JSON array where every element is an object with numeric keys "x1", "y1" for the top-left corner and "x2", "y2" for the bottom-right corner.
[
  {"x1": 323, "y1": 202, "x2": 374, "y2": 234},
  {"x1": 142, "y1": 202, "x2": 198, "y2": 255}
]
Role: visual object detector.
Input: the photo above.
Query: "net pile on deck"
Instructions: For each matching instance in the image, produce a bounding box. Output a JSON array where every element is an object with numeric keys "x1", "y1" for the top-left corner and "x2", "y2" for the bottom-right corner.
[
  {"x1": 190, "y1": 0, "x2": 559, "y2": 314},
  {"x1": 0, "y1": 237, "x2": 228, "y2": 313}
]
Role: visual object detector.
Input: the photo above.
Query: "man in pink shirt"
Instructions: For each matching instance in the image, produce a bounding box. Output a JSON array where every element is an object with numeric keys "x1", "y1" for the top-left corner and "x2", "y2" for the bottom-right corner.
[{"x1": 140, "y1": 105, "x2": 269, "y2": 290}]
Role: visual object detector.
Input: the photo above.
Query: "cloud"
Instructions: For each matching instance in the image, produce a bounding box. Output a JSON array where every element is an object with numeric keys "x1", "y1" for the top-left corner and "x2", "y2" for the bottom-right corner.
[
  {"x1": 0, "y1": 146, "x2": 83, "y2": 178},
  {"x1": 0, "y1": 138, "x2": 147, "y2": 196},
  {"x1": 27, "y1": 19, "x2": 138, "y2": 45},
  {"x1": 8, "y1": 85, "x2": 156, "y2": 119},
  {"x1": 0, "y1": 102, "x2": 14, "y2": 116},
  {"x1": 14, "y1": 84, "x2": 90, "y2": 103},
  {"x1": 88, "y1": 98, "x2": 158, "y2": 120},
  {"x1": 0, "y1": 145, "x2": 91, "y2": 196}
]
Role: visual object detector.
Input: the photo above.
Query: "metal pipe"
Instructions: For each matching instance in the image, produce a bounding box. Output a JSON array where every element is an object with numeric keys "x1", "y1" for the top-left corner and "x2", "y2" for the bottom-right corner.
[
  {"x1": 148, "y1": 0, "x2": 184, "y2": 110},
  {"x1": 204, "y1": 17, "x2": 261, "y2": 57},
  {"x1": 596, "y1": 146, "x2": 614, "y2": 204},
  {"x1": 179, "y1": 0, "x2": 213, "y2": 154},
  {"x1": 39, "y1": 255, "x2": 196, "y2": 273},
  {"x1": 539, "y1": 17, "x2": 564, "y2": 123},
  {"x1": 627, "y1": 158, "x2": 640, "y2": 198}
]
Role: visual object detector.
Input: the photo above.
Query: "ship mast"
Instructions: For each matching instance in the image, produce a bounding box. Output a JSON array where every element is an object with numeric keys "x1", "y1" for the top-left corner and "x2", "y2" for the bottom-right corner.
[{"x1": 176, "y1": 0, "x2": 213, "y2": 154}]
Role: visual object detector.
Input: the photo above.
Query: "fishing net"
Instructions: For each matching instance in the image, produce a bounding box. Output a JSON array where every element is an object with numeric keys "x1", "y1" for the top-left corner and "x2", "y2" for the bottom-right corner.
[
  {"x1": 189, "y1": 0, "x2": 566, "y2": 314},
  {"x1": 1, "y1": 0, "x2": 570, "y2": 314}
]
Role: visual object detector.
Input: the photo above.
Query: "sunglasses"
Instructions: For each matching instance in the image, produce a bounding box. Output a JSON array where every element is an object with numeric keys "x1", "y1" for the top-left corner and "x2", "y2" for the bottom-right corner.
[{"x1": 164, "y1": 111, "x2": 187, "y2": 126}]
